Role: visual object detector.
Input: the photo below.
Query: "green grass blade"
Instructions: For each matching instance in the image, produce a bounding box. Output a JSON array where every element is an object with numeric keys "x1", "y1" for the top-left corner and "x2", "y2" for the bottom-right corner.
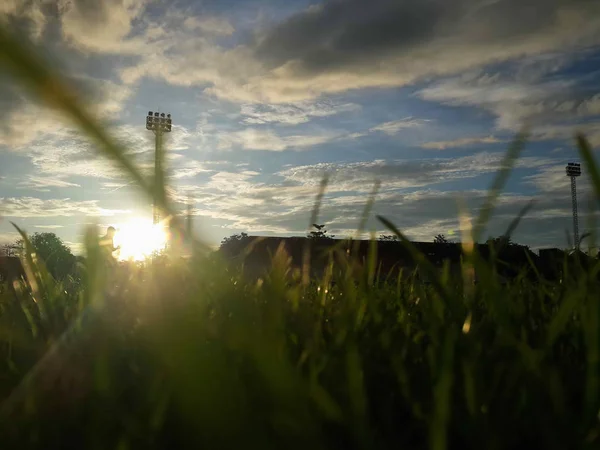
[
  {"x1": 502, "y1": 200, "x2": 536, "y2": 243},
  {"x1": 10, "y1": 223, "x2": 53, "y2": 331},
  {"x1": 430, "y1": 329, "x2": 457, "y2": 450},
  {"x1": 303, "y1": 176, "x2": 329, "y2": 286},
  {"x1": 472, "y1": 131, "x2": 529, "y2": 243},
  {"x1": 583, "y1": 284, "x2": 600, "y2": 422},
  {"x1": 355, "y1": 181, "x2": 380, "y2": 242},
  {"x1": 576, "y1": 134, "x2": 600, "y2": 207},
  {"x1": 377, "y1": 215, "x2": 452, "y2": 308}
]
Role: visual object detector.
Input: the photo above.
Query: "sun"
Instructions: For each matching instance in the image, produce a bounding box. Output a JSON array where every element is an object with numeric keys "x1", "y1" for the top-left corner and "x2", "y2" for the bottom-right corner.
[{"x1": 113, "y1": 219, "x2": 168, "y2": 261}]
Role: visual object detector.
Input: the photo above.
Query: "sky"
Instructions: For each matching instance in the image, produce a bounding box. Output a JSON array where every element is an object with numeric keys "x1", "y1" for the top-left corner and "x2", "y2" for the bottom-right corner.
[{"x1": 1, "y1": 0, "x2": 600, "y2": 253}]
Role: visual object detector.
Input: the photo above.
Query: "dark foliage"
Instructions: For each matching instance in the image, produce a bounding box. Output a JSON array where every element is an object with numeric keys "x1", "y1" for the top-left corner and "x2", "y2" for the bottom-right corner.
[{"x1": 16, "y1": 233, "x2": 77, "y2": 281}]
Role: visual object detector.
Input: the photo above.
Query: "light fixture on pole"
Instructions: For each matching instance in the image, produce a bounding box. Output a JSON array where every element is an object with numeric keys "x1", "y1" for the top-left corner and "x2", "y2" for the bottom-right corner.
[
  {"x1": 566, "y1": 162, "x2": 581, "y2": 249},
  {"x1": 146, "y1": 111, "x2": 172, "y2": 225}
]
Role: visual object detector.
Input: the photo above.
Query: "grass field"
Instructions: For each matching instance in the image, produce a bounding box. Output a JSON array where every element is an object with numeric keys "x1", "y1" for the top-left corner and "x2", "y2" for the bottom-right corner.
[{"x1": 1, "y1": 25, "x2": 600, "y2": 450}]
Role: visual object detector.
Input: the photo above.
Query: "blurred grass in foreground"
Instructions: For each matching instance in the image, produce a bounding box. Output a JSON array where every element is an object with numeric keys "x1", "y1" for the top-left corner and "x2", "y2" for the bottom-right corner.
[{"x1": 1, "y1": 25, "x2": 600, "y2": 450}]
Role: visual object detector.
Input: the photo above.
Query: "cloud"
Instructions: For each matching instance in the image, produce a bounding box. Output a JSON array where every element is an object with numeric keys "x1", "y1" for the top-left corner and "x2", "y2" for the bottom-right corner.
[
  {"x1": 17, "y1": 176, "x2": 81, "y2": 192},
  {"x1": 522, "y1": 163, "x2": 595, "y2": 194},
  {"x1": 421, "y1": 135, "x2": 504, "y2": 150},
  {"x1": 417, "y1": 72, "x2": 578, "y2": 130},
  {"x1": 210, "y1": 0, "x2": 600, "y2": 102},
  {"x1": 417, "y1": 70, "x2": 600, "y2": 136},
  {"x1": 164, "y1": 153, "x2": 568, "y2": 242},
  {"x1": 6, "y1": 0, "x2": 596, "y2": 109},
  {"x1": 182, "y1": 16, "x2": 235, "y2": 36},
  {"x1": 578, "y1": 93, "x2": 600, "y2": 116},
  {"x1": 0, "y1": 75, "x2": 133, "y2": 150},
  {"x1": 218, "y1": 128, "x2": 338, "y2": 151},
  {"x1": 79, "y1": 77, "x2": 134, "y2": 117},
  {"x1": 4, "y1": 0, "x2": 600, "y2": 105},
  {"x1": 0, "y1": 0, "x2": 48, "y2": 40},
  {"x1": 100, "y1": 182, "x2": 135, "y2": 192},
  {"x1": 64, "y1": 241, "x2": 85, "y2": 255},
  {"x1": 34, "y1": 225, "x2": 65, "y2": 229},
  {"x1": 170, "y1": 160, "x2": 212, "y2": 179},
  {"x1": 168, "y1": 168, "x2": 320, "y2": 232},
  {"x1": 0, "y1": 197, "x2": 130, "y2": 218},
  {"x1": 277, "y1": 153, "x2": 556, "y2": 192},
  {"x1": 177, "y1": 174, "x2": 585, "y2": 248},
  {"x1": 1, "y1": 114, "x2": 160, "y2": 182},
  {"x1": 369, "y1": 117, "x2": 430, "y2": 135},
  {"x1": 240, "y1": 101, "x2": 359, "y2": 125},
  {"x1": 26, "y1": 136, "x2": 125, "y2": 180},
  {"x1": 2, "y1": 0, "x2": 599, "y2": 250},
  {"x1": 117, "y1": 11, "x2": 261, "y2": 89},
  {"x1": 0, "y1": 231, "x2": 21, "y2": 246},
  {"x1": 58, "y1": 0, "x2": 149, "y2": 53},
  {"x1": 0, "y1": 102, "x2": 70, "y2": 148},
  {"x1": 213, "y1": 116, "x2": 432, "y2": 153},
  {"x1": 528, "y1": 121, "x2": 600, "y2": 146},
  {"x1": 61, "y1": 0, "x2": 589, "y2": 104}
]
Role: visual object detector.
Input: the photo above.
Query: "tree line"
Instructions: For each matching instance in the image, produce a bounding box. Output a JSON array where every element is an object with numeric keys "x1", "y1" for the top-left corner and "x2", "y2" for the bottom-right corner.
[{"x1": 1, "y1": 232, "x2": 80, "y2": 283}]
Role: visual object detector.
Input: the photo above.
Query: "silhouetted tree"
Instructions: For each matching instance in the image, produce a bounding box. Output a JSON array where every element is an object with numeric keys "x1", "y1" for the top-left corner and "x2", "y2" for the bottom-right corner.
[
  {"x1": 308, "y1": 224, "x2": 334, "y2": 240},
  {"x1": 433, "y1": 234, "x2": 449, "y2": 244},
  {"x1": 485, "y1": 235, "x2": 537, "y2": 279},
  {"x1": 219, "y1": 232, "x2": 252, "y2": 256},
  {"x1": 1, "y1": 243, "x2": 22, "y2": 257},
  {"x1": 486, "y1": 235, "x2": 526, "y2": 254},
  {"x1": 16, "y1": 232, "x2": 76, "y2": 281},
  {"x1": 379, "y1": 234, "x2": 399, "y2": 241}
]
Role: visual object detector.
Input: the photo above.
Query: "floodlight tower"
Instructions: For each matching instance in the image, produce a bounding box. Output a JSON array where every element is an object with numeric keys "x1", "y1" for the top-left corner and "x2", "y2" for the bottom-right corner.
[
  {"x1": 186, "y1": 195, "x2": 193, "y2": 236},
  {"x1": 566, "y1": 162, "x2": 582, "y2": 249},
  {"x1": 146, "y1": 111, "x2": 172, "y2": 224}
]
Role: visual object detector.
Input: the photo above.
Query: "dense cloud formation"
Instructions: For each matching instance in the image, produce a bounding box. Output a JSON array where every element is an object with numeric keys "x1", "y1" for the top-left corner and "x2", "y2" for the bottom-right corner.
[
  {"x1": 58, "y1": 0, "x2": 148, "y2": 52},
  {"x1": 254, "y1": 0, "x2": 454, "y2": 71},
  {"x1": 2, "y1": 0, "x2": 600, "y2": 103},
  {"x1": 0, "y1": 197, "x2": 129, "y2": 218},
  {"x1": 256, "y1": 0, "x2": 600, "y2": 71},
  {"x1": 237, "y1": 0, "x2": 600, "y2": 102},
  {"x1": 0, "y1": 0, "x2": 599, "y2": 249},
  {"x1": 165, "y1": 156, "x2": 591, "y2": 245},
  {"x1": 277, "y1": 153, "x2": 556, "y2": 191}
]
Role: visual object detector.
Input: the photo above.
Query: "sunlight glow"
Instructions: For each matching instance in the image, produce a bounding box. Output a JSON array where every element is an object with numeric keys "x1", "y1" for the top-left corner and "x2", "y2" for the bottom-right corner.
[{"x1": 113, "y1": 219, "x2": 168, "y2": 261}]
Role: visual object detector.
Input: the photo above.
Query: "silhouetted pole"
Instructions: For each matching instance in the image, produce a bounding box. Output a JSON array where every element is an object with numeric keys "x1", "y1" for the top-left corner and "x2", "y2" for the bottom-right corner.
[
  {"x1": 146, "y1": 111, "x2": 172, "y2": 225},
  {"x1": 566, "y1": 162, "x2": 581, "y2": 249},
  {"x1": 186, "y1": 195, "x2": 193, "y2": 236}
]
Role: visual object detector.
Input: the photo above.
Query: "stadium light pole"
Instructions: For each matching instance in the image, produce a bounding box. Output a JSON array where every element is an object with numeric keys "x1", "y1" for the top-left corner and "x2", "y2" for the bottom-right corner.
[
  {"x1": 566, "y1": 162, "x2": 581, "y2": 249},
  {"x1": 186, "y1": 194, "x2": 193, "y2": 237},
  {"x1": 146, "y1": 111, "x2": 172, "y2": 225}
]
